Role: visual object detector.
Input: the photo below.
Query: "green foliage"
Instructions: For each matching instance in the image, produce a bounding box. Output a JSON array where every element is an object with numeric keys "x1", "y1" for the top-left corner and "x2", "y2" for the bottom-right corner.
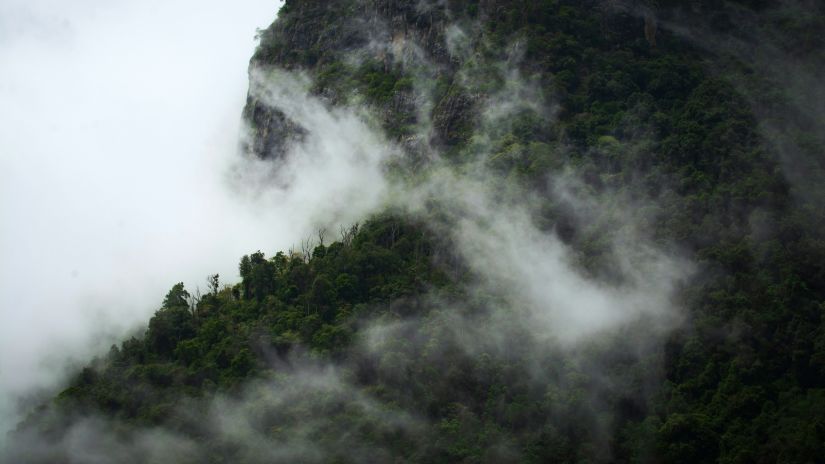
[
  {"x1": 49, "y1": 215, "x2": 444, "y2": 421},
  {"x1": 355, "y1": 60, "x2": 406, "y2": 104}
]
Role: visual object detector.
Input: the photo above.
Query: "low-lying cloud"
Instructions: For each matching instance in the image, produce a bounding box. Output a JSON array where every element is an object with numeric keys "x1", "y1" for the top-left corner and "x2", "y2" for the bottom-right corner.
[
  {"x1": 2, "y1": 5, "x2": 694, "y2": 461},
  {"x1": 0, "y1": 0, "x2": 293, "y2": 445}
]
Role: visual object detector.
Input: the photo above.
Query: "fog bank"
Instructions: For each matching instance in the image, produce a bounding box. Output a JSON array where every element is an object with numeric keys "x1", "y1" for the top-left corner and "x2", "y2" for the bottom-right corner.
[{"x1": 0, "y1": 0, "x2": 287, "y2": 444}]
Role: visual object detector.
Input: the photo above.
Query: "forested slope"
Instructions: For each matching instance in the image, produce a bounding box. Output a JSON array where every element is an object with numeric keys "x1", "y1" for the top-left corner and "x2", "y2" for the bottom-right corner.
[{"x1": 7, "y1": 1, "x2": 825, "y2": 463}]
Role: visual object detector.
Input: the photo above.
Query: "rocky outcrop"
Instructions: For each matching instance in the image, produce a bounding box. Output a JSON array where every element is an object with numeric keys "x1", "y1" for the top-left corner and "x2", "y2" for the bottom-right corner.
[{"x1": 241, "y1": 1, "x2": 479, "y2": 160}]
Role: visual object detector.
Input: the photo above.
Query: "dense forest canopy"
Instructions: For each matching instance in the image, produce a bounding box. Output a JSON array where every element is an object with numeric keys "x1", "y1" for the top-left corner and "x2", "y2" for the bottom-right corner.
[{"x1": 5, "y1": 1, "x2": 825, "y2": 463}]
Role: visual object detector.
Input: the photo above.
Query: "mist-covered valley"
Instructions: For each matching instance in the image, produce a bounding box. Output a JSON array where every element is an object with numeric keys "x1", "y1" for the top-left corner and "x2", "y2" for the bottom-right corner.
[{"x1": 2, "y1": 1, "x2": 825, "y2": 463}]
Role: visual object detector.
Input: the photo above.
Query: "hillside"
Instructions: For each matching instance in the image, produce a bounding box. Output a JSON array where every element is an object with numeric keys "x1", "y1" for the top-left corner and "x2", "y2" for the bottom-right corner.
[{"x1": 6, "y1": 1, "x2": 825, "y2": 463}]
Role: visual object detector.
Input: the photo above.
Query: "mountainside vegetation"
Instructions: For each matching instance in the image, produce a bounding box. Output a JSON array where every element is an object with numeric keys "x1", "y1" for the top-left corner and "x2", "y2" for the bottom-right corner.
[{"x1": 7, "y1": 1, "x2": 825, "y2": 463}]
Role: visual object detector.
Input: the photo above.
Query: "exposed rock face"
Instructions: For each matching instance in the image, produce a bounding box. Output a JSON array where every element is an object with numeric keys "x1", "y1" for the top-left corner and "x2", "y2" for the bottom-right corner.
[
  {"x1": 241, "y1": 96, "x2": 306, "y2": 160},
  {"x1": 238, "y1": 2, "x2": 517, "y2": 160},
  {"x1": 241, "y1": 1, "x2": 463, "y2": 160}
]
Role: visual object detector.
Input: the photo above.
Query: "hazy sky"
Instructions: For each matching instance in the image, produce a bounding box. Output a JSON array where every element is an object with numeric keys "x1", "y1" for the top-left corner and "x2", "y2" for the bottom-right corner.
[{"x1": 0, "y1": 0, "x2": 284, "y2": 442}]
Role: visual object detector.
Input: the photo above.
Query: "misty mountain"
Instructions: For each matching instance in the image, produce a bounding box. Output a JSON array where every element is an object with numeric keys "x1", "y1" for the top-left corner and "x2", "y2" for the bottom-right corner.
[{"x1": 5, "y1": 0, "x2": 825, "y2": 462}]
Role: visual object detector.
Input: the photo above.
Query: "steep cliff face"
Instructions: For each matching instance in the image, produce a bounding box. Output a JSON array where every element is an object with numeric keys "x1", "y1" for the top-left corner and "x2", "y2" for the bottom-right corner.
[
  {"x1": 246, "y1": 1, "x2": 661, "y2": 159},
  {"x1": 242, "y1": 1, "x2": 467, "y2": 159},
  {"x1": 243, "y1": 0, "x2": 791, "y2": 161}
]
